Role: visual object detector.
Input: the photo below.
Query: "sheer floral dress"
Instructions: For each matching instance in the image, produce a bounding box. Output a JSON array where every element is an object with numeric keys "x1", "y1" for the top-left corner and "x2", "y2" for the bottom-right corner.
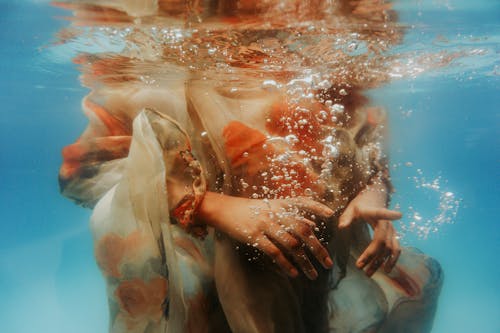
[
  {"x1": 56, "y1": 1, "x2": 443, "y2": 332},
  {"x1": 59, "y1": 68, "x2": 442, "y2": 333}
]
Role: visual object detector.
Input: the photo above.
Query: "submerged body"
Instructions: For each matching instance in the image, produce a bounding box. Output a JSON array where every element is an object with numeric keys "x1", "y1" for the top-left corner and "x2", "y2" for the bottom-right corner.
[{"x1": 56, "y1": 1, "x2": 443, "y2": 332}]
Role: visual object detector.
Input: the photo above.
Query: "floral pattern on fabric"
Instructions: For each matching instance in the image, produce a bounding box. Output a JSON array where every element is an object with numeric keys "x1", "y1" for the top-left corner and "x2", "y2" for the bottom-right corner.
[
  {"x1": 115, "y1": 277, "x2": 169, "y2": 324},
  {"x1": 56, "y1": 1, "x2": 442, "y2": 331},
  {"x1": 85, "y1": 109, "x2": 216, "y2": 333}
]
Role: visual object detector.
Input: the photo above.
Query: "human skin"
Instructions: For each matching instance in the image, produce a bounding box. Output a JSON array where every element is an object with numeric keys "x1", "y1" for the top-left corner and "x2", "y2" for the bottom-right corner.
[
  {"x1": 339, "y1": 178, "x2": 403, "y2": 276},
  {"x1": 197, "y1": 178, "x2": 402, "y2": 279}
]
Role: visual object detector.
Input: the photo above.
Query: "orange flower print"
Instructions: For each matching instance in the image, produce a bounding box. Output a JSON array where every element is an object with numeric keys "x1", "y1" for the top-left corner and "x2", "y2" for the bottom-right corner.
[
  {"x1": 60, "y1": 136, "x2": 131, "y2": 179},
  {"x1": 222, "y1": 120, "x2": 268, "y2": 175},
  {"x1": 95, "y1": 230, "x2": 148, "y2": 278},
  {"x1": 115, "y1": 277, "x2": 168, "y2": 321},
  {"x1": 222, "y1": 120, "x2": 321, "y2": 198}
]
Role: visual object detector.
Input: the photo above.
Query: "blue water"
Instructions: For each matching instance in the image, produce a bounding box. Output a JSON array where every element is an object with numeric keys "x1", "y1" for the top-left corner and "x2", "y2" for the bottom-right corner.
[{"x1": 0, "y1": 1, "x2": 498, "y2": 332}]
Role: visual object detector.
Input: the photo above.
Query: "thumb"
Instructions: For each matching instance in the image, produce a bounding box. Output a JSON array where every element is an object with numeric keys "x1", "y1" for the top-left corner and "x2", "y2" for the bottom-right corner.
[{"x1": 338, "y1": 207, "x2": 355, "y2": 229}]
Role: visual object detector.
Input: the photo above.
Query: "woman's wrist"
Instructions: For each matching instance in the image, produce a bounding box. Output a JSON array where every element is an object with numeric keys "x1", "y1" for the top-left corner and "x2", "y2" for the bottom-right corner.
[
  {"x1": 362, "y1": 176, "x2": 390, "y2": 208},
  {"x1": 196, "y1": 191, "x2": 228, "y2": 228}
]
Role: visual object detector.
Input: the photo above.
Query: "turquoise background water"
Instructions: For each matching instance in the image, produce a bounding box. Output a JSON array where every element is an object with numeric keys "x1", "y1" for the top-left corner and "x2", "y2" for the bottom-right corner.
[{"x1": 0, "y1": 1, "x2": 498, "y2": 332}]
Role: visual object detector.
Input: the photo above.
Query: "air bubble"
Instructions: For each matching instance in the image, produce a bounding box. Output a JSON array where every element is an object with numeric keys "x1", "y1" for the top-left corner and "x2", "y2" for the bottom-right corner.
[
  {"x1": 347, "y1": 42, "x2": 358, "y2": 52},
  {"x1": 285, "y1": 134, "x2": 299, "y2": 145},
  {"x1": 332, "y1": 104, "x2": 344, "y2": 112},
  {"x1": 262, "y1": 79, "x2": 280, "y2": 90}
]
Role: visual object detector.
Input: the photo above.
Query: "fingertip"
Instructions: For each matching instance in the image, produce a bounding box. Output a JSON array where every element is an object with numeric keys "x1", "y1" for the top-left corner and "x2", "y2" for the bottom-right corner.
[
  {"x1": 288, "y1": 237, "x2": 301, "y2": 250},
  {"x1": 338, "y1": 217, "x2": 350, "y2": 229},
  {"x1": 317, "y1": 207, "x2": 334, "y2": 218},
  {"x1": 315, "y1": 201, "x2": 334, "y2": 217},
  {"x1": 303, "y1": 219, "x2": 316, "y2": 227},
  {"x1": 387, "y1": 210, "x2": 403, "y2": 220},
  {"x1": 324, "y1": 256, "x2": 334, "y2": 268},
  {"x1": 325, "y1": 208, "x2": 334, "y2": 217},
  {"x1": 308, "y1": 269, "x2": 319, "y2": 280}
]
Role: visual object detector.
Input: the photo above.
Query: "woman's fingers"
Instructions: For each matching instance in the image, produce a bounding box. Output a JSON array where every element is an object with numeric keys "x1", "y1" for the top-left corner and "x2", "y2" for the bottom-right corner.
[
  {"x1": 357, "y1": 221, "x2": 401, "y2": 276},
  {"x1": 291, "y1": 248, "x2": 318, "y2": 280},
  {"x1": 384, "y1": 230, "x2": 401, "y2": 273},
  {"x1": 356, "y1": 240, "x2": 380, "y2": 271},
  {"x1": 359, "y1": 207, "x2": 402, "y2": 221},
  {"x1": 365, "y1": 226, "x2": 392, "y2": 277},
  {"x1": 338, "y1": 206, "x2": 354, "y2": 228},
  {"x1": 339, "y1": 206, "x2": 402, "y2": 229},
  {"x1": 264, "y1": 221, "x2": 301, "y2": 252},
  {"x1": 288, "y1": 197, "x2": 334, "y2": 218},
  {"x1": 365, "y1": 249, "x2": 391, "y2": 277},
  {"x1": 264, "y1": 222, "x2": 321, "y2": 280},
  {"x1": 289, "y1": 217, "x2": 333, "y2": 269},
  {"x1": 257, "y1": 236, "x2": 299, "y2": 278},
  {"x1": 359, "y1": 240, "x2": 390, "y2": 277},
  {"x1": 356, "y1": 219, "x2": 387, "y2": 273}
]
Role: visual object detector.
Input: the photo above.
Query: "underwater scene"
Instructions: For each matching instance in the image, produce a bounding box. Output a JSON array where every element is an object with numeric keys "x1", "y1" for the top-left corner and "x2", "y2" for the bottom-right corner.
[{"x1": 0, "y1": 0, "x2": 498, "y2": 332}]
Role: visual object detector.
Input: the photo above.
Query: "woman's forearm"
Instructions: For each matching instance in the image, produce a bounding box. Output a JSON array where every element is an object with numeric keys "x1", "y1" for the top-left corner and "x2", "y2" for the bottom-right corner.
[
  {"x1": 364, "y1": 172, "x2": 391, "y2": 208},
  {"x1": 196, "y1": 191, "x2": 233, "y2": 228}
]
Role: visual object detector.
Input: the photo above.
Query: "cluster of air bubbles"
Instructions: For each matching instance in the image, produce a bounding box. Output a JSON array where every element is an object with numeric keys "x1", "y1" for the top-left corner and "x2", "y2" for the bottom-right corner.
[
  {"x1": 239, "y1": 203, "x2": 318, "y2": 261},
  {"x1": 152, "y1": 27, "x2": 187, "y2": 44},
  {"x1": 261, "y1": 79, "x2": 282, "y2": 91},
  {"x1": 398, "y1": 106, "x2": 414, "y2": 119},
  {"x1": 389, "y1": 57, "x2": 426, "y2": 79},
  {"x1": 95, "y1": 26, "x2": 133, "y2": 40},
  {"x1": 492, "y1": 65, "x2": 500, "y2": 76},
  {"x1": 392, "y1": 164, "x2": 461, "y2": 240},
  {"x1": 283, "y1": 73, "x2": 348, "y2": 120}
]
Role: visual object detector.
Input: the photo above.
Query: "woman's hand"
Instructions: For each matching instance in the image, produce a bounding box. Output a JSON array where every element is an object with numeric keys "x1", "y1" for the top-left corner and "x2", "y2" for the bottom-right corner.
[
  {"x1": 338, "y1": 183, "x2": 402, "y2": 277},
  {"x1": 197, "y1": 192, "x2": 334, "y2": 280}
]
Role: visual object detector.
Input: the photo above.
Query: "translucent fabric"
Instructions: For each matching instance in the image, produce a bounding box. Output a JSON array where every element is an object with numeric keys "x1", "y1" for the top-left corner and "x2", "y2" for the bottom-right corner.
[
  {"x1": 55, "y1": 1, "x2": 443, "y2": 332},
  {"x1": 59, "y1": 71, "x2": 442, "y2": 333}
]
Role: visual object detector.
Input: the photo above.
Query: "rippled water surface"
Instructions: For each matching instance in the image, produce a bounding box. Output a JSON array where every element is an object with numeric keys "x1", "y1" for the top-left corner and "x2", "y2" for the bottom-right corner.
[{"x1": 0, "y1": 0, "x2": 498, "y2": 332}]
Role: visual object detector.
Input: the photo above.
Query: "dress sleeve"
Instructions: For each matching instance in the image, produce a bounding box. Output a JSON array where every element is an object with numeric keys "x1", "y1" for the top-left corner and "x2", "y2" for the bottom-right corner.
[
  {"x1": 90, "y1": 109, "x2": 213, "y2": 333},
  {"x1": 59, "y1": 84, "x2": 207, "y2": 236},
  {"x1": 146, "y1": 109, "x2": 208, "y2": 238}
]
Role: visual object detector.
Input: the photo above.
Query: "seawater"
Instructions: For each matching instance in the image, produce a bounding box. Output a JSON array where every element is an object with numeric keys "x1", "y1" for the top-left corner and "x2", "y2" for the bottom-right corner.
[{"x1": 0, "y1": 1, "x2": 498, "y2": 332}]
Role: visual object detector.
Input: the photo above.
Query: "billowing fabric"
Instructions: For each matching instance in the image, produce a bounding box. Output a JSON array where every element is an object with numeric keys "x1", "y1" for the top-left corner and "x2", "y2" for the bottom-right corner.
[
  {"x1": 60, "y1": 71, "x2": 442, "y2": 333},
  {"x1": 56, "y1": 1, "x2": 442, "y2": 332}
]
